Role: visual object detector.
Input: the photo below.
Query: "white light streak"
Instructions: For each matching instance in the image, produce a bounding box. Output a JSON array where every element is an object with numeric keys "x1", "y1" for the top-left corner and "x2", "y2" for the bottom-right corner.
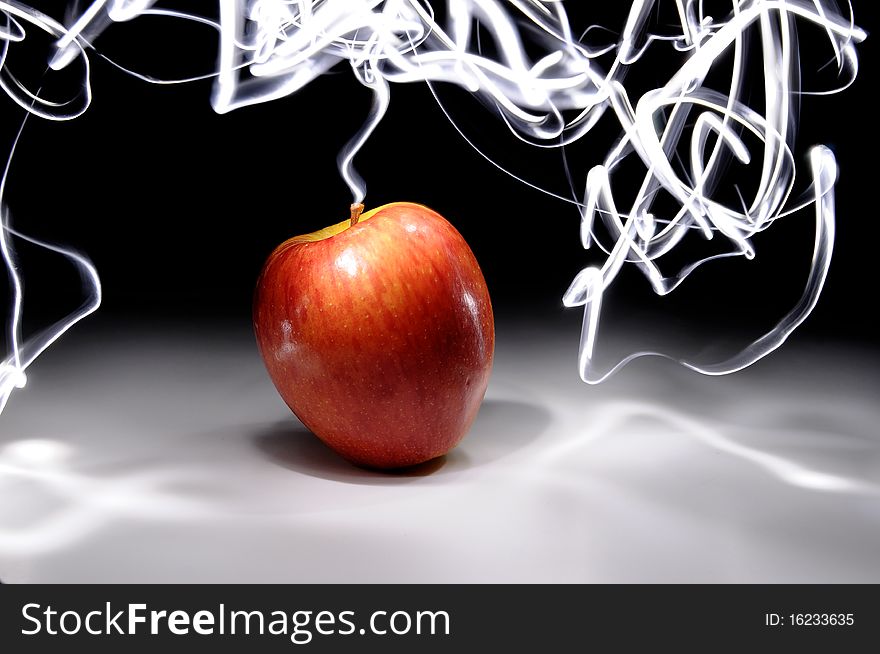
[{"x1": 0, "y1": 1, "x2": 867, "y2": 414}]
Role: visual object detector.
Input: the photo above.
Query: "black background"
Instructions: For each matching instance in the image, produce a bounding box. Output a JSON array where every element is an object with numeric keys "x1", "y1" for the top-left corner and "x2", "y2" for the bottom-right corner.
[{"x1": 0, "y1": 1, "x2": 876, "y2": 347}]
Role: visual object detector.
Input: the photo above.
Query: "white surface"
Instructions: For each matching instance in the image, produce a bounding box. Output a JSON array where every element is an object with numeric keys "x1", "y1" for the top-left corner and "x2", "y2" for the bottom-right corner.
[{"x1": 1, "y1": 321, "x2": 879, "y2": 582}]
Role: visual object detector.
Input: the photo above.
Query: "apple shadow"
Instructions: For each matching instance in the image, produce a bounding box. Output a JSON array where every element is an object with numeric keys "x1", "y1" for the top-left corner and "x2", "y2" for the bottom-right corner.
[{"x1": 250, "y1": 398, "x2": 551, "y2": 485}]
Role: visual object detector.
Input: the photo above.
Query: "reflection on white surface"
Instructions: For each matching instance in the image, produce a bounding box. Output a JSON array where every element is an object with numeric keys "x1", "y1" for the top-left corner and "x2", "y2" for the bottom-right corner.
[
  {"x1": 1, "y1": 439, "x2": 72, "y2": 468},
  {"x1": 539, "y1": 401, "x2": 880, "y2": 495},
  {"x1": 0, "y1": 322, "x2": 878, "y2": 582}
]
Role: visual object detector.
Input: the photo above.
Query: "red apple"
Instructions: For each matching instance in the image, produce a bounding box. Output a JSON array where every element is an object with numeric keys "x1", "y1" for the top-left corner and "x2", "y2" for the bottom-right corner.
[{"x1": 253, "y1": 201, "x2": 494, "y2": 469}]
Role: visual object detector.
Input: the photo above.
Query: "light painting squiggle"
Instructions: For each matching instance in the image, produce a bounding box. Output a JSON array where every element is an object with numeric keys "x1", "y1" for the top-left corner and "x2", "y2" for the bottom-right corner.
[{"x1": 0, "y1": 1, "x2": 867, "y2": 412}]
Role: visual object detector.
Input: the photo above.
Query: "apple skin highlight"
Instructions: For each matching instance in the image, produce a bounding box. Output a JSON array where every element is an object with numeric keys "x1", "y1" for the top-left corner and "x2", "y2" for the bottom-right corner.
[{"x1": 253, "y1": 202, "x2": 495, "y2": 469}]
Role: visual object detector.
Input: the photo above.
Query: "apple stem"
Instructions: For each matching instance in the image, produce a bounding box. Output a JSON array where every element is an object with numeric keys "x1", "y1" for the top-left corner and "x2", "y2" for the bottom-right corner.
[{"x1": 350, "y1": 203, "x2": 365, "y2": 227}]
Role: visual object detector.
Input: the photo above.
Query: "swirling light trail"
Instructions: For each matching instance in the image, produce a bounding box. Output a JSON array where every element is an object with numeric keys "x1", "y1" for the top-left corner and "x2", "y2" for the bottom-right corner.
[{"x1": 0, "y1": 1, "x2": 866, "y2": 412}]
